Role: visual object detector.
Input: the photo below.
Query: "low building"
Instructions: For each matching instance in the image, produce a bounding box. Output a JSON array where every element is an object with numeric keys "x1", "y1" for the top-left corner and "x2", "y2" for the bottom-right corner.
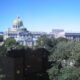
[
  {"x1": 65, "y1": 33, "x2": 80, "y2": 40},
  {"x1": 0, "y1": 32, "x2": 3, "y2": 36},
  {"x1": 50, "y1": 29, "x2": 64, "y2": 38}
]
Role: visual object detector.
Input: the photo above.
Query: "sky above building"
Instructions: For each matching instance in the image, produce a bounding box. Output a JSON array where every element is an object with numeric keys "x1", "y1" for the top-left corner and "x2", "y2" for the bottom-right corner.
[{"x1": 0, "y1": 0, "x2": 80, "y2": 32}]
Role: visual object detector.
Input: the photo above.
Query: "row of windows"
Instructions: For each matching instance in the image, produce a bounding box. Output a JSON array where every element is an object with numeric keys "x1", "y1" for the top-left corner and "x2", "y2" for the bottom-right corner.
[
  {"x1": 8, "y1": 33, "x2": 32, "y2": 38},
  {"x1": 19, "y1": 41, "x2": 33, "y2": 46},
  {"x1": 66, "y1": 36, "x2": 80, "y2": 40},
  {"x1": 8, "y1": 34, "x2": 17, "y2": 38}
]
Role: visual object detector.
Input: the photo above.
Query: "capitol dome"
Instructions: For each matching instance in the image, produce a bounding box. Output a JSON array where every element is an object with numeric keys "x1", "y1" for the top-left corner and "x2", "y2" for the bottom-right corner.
[{"x1": 13, "y1": 17, "x2": 23, "y2": 26}]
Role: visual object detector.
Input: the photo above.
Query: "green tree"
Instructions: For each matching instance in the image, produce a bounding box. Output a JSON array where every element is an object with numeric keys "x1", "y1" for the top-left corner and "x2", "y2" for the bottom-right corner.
[
  {"x1": 4, "y1": 37, "x2": 18, "y2": 49},
  {"x1": 0, "y1": 35, "x2": 3, "y2": 42},
  {"x1": 48, "y1": 40, "x2": 80, "y2": 80},
  {"x1": 0, "y1": 38, "x2": 17, "y2": 56},
  {"x1": 35, "y1": 35, "x2": 57, "y2": 52},
  {"x1": 0, "y1": 37, "x2": 30, "y2": 56},
  {"x1": 0, "y1": 45, "x2": 7, "y2": 56},
  {"x1": 56, "y1": 37, "x2": 68, "y2": 43}
]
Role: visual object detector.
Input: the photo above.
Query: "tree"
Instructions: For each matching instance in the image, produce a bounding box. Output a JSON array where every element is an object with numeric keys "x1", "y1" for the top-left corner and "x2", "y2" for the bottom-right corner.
[
  {"x1": 4, "y1": 37, "x2": 18, "y2": 49},
  {"x1": 48, "y1": 40, "x2": 80, "y2": 80},
  {"x1": 0, "y1": 45, "x2": 7, "y2": 56},
  {"x1": 0, "y1": 37, "x2": 30, "y2": 56},
  {"x1": 0, "y1": 38, "x2": 17, "y2": 56},
  {"x1": 58, "y1": 67, "x2": 80, "y2": 80},
  {"x1": 35, "y1": 35, "x2": 57, "y2": 52},
  {"x1": 0, "y1": 35, "x2": 3, "y2": 42},
  {"x1": 36, "y1": 35, "x2": 48, "y2": 47},
  {"x1": 56, "y1": 37, "x2": 68, "y2": 43}
]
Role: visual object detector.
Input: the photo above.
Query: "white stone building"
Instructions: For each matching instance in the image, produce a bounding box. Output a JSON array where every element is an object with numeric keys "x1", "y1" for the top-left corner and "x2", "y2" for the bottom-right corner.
[{"x1": 4, "y1": 17, "x2": 33, "y2": 46}]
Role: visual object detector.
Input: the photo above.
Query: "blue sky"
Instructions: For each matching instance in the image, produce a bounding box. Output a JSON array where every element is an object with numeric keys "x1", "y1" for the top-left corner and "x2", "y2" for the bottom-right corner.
[{"x1": 0, "y1": 0, "x2": 80, "y2": 32}]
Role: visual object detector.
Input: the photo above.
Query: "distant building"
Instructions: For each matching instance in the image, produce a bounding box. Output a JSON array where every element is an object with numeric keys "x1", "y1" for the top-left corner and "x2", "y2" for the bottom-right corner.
[
  {"x1": 50, "y1": 29, "x2": 64, "y2": 38},
  {"x1": 0, "y1": 32, "x2": 3, "y2": 36},
  {"x1": 4, "y1": 17, "x2": 33, "y2": 46},
  {"x1": 50, "y1": 29, "x2": 80, "y2": 40},
  {"x1": 65, "y1": 33, "x2": 80, "y2": 41},
  {"x1": 52, "y1": 29, "x2": 64, "y2": 33},
  {"x1": 0, "y1": 32, "x2": 4, "y2": 46}
]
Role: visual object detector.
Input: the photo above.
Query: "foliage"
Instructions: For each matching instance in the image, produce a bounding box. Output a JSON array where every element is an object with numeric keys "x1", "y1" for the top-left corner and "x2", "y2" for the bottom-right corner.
[
  {"x1": 48, "y1": 40, "x2": 80, "y2": 80},
  {"x1": 0, "y1": 36, "x2": 3, "y2": 42},
  {"x1": 1, "y1": 35, "x2": 80, "y2": 80},
  {"x1": 36, "y1": 36, "x2": 68, "y2": 52},
  {"x1": 36, "y1": 35, "x2": 57, "y2": 52},
  {"x1": 58, "y1": 67, "x2": 80, "y2": 80},
  {"x1": 0, "y1": 45, "x2": 7, "y2": 56},
  {"x1": 4, "y1": 37, "x2": 18, "y2": 47},
  {"x1": 56, "y1": 37, "x2": 68, "y2": 43},
  {"x1": 0, "y1": 38, "x2": 29, "y2": 56}
]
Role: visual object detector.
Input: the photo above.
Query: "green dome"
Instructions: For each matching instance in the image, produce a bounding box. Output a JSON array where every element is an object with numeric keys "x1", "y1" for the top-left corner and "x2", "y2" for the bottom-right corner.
[
  {"x1": 20, "y1": 26, "x2": 25, "y2": 29},
  {"x1": 19, "y1": 26, "x2": 27, "y2": 32}
]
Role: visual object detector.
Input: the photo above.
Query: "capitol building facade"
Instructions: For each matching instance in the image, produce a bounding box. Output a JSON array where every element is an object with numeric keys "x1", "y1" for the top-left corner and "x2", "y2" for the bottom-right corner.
[
  {"x1": 4, "y1": 17, "x2": 49, "y2": 47},
  {"x1": 4, "y1": 17, "x2": 34, "y2": 46},
  {"x1": 3, "y1": 17, "x2": 80, "y2": 47}
]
